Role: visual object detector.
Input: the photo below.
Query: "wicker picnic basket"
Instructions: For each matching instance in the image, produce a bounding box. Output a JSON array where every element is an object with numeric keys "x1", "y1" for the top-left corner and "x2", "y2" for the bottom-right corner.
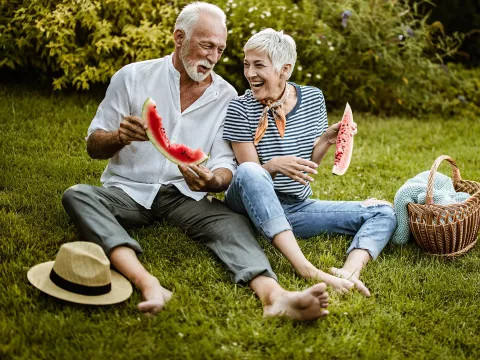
[{"x1": 407, "y1": 155, "x2": 480, "y2": 257}]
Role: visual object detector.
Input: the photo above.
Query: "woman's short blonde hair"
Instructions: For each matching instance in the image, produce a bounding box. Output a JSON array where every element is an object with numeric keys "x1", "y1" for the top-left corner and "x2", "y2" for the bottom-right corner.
[{"x1": 244, "y1": 28, "x2": 297, "y2": 78}]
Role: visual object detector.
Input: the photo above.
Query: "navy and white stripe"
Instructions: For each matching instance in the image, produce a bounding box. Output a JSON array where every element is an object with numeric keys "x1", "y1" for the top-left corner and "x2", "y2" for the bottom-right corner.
[{"x1": 223, "y1": 83, "x2": 328, "y2": 199}]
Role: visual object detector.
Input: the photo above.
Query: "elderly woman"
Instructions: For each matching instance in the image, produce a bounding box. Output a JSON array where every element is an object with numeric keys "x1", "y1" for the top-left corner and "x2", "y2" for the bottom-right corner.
[{"x1": 222, "y1": 29, "x2": 397, "y2": 296}]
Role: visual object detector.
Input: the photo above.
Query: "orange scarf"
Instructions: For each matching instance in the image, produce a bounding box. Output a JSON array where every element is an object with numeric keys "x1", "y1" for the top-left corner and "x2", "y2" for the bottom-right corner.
[{"x1": 253, "y1": 84, "x2": 290, "y2": 145}]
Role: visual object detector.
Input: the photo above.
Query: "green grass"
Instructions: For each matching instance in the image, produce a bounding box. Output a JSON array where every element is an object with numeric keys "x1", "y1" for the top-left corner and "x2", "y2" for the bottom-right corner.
[{"x1": 1, "y1": 83, "x2": 480, "y2": 360}]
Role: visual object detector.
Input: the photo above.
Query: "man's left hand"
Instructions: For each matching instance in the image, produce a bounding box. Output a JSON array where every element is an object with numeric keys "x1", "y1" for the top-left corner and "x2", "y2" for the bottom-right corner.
[{"x1": 179, "y1": 164, "x2": 217, "y2": 192}]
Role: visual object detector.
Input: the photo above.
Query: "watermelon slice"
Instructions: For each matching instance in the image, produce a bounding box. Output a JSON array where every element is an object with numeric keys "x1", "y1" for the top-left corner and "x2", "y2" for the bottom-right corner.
[
  {"x1": 332, "y1": 103, "x2": 355, "y2": 176},
  {"x1": 142, "y1": 98, "x2": 209, "y2": 166}
]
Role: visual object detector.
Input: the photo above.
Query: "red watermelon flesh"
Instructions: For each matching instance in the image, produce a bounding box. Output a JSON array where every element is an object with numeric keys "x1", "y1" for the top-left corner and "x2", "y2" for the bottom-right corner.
[
  {"x1": 142, "y1": 98, "x2": 209, "y2": 166},
  {"x1": 332, "y1": 103, "x2": 354, "y2": 176}
]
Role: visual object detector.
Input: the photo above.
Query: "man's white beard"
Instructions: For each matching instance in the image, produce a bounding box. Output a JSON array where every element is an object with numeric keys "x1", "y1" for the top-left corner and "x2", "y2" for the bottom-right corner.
[{"x1": 180, "y1": 41, "x2": 214, "y2": 82}]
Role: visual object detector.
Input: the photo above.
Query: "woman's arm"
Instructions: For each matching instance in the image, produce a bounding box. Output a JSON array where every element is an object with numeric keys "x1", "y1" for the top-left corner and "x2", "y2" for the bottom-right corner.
[{"x1": 310, "y1": 122, "x2": 340, "y2": 165}]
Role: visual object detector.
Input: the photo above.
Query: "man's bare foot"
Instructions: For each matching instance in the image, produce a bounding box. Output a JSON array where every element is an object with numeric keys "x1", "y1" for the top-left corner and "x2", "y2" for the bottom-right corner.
[
  {"x1": 263, "y1": 283, "x2": 329, "y2": 321},
  {"x1": 331, "y1": 267, "x2": 370, "y2": 297},
  {"x1": 136, "y1": 275, "x2": 173, "y2": 316}
]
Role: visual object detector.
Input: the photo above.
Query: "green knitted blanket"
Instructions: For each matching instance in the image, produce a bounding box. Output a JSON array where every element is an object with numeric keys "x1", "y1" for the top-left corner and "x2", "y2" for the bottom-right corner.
[{"x1": 392, "y1": 171, "x2": 471, "y2": 245}]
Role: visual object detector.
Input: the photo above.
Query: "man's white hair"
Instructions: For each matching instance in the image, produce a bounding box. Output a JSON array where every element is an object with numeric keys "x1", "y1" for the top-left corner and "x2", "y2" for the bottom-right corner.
[
  {"x1": 175, "y1": 2, "x2": 227, "y2": 39},
  {"x1": 244, "y1": 28, "x2": 297, "y2": 78}
]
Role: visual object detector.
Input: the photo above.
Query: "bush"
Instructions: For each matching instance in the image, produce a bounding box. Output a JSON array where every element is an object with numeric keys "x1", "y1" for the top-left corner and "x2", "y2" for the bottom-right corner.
[
  {"x1": 0, "y1": 0, "x2": 180, "y2": 89},
  {"x1": 1, "y1": 0, "x2": 479, "y2": 116}
]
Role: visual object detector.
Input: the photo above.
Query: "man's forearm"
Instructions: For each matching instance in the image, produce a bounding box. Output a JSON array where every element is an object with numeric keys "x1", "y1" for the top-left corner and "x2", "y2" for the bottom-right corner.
[{"x1": 87, "y1": 130, "x2": 125, "y2": 159}]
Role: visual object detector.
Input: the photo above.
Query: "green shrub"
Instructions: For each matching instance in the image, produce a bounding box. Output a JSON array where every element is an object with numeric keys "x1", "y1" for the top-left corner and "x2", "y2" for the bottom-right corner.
[
  {"x1": 1, "y1": 0, "x2": 479, "y2": 116},
  {"x1": 0, "y1": 0, "x2": 180, "y2": 89}
]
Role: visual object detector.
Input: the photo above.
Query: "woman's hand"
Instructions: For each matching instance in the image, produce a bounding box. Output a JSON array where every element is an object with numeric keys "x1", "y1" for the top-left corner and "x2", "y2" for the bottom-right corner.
[
  {"x1": 267, "y1": 156, "x2": 318, "y2": 186},
  {"x1": 323, "y1": 122, "x2": 341, "y2": 145},
  {"x1": 322, "y1": 121, "x2": 358, "y2": 146}
]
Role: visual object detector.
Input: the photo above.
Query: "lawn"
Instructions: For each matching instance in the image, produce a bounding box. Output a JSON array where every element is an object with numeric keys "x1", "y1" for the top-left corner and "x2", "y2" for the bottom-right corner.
[{"x1": 1, "y1": 82, "x2": 479, "y2": 360}]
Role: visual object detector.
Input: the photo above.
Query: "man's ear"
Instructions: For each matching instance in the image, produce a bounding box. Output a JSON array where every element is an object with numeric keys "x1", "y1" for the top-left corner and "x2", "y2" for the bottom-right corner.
[
  {"x1": 174, "y1": 29, "x2": 186, "y2": 47},
  {"x1": 280, "y1": 64, "x2": 292, "y2": 79}
]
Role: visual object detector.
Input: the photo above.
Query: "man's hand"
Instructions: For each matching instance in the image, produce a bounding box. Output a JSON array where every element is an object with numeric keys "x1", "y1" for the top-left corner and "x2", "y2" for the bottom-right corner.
[
  {"x1": 179, "y1": 164, "x2": 218, "y2": 192},
  {"x1": 118, "y1": 116, "x2": 149, "y2": 145}
]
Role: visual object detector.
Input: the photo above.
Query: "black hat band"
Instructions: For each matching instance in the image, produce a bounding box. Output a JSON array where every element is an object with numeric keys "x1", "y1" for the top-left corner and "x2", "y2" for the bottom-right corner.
[{"x1": 49, "y1": 269, "x2": 112, "y2": 296}]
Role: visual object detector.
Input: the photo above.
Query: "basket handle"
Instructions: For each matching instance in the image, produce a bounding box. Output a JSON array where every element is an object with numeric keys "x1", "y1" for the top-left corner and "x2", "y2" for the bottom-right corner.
[{"x1": 426, "y1": 155, "x2": 462, "y2": 205}]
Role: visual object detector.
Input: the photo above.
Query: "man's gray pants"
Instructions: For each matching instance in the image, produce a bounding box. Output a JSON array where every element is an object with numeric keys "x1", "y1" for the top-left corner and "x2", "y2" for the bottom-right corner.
[{"x1": 62, "y1": 184, "x2": 277, "y2": 284}]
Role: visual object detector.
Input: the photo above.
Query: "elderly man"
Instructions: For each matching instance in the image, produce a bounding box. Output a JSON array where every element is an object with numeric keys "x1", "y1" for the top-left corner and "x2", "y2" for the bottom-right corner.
[{"x1": 62, "y1": 2, "x2": 329, "y2": 320}]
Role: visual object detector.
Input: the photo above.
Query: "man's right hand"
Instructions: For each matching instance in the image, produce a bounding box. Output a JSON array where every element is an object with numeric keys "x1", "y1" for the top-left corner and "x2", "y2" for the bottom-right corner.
[{"x1": 118, "y1": 116, "x2": 149, "y2": 145}]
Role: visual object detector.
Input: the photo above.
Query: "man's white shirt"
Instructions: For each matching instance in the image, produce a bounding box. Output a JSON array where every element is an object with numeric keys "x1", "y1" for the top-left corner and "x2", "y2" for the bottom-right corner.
[{"x1": 88, "y1": 54, "x2": 238, "y2": 208}]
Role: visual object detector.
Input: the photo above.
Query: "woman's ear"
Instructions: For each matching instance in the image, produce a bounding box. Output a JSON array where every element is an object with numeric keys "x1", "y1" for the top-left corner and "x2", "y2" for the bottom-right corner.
[
  {"x1": 280, "y1": 64, "x2": 292, "y2": 79},
  {"x1": 173, "y1": 29, "x2": 186, "y2": 47}
]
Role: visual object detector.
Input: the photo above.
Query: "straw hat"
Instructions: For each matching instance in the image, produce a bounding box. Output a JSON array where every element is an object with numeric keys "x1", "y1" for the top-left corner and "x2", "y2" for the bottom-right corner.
[{"x1": 27, "y1": 242, "x2": 132, "y2": 305}]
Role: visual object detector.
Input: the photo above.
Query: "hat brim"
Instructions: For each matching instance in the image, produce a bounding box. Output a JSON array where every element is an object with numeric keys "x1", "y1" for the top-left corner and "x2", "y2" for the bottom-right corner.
[{"x1": 27, "y1": 261, "x2": 133, "y2": 305}]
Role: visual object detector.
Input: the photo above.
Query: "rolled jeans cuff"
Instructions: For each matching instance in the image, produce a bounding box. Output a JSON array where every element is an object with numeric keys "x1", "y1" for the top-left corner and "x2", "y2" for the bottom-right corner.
[
  {"x1": 346, "y1": 242, "x2": 379, "y2": 261},
  {"x1": 260, "y1": 215, "x2": 292, "y2": 242}
]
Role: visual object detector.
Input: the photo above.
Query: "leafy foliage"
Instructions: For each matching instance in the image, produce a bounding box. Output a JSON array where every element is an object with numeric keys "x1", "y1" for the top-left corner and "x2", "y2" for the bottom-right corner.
[
  {"x1": 415, "y1": 0, "x2": 480, "y2": 67},
  {"x1": 1, "y1": 0, "x2": 479, "y2": 116}
]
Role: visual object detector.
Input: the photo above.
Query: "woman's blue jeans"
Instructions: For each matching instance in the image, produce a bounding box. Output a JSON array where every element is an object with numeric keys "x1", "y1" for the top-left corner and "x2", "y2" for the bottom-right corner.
[{"x1": 225, "y1": 162, "x2": 397, "y2": 260}]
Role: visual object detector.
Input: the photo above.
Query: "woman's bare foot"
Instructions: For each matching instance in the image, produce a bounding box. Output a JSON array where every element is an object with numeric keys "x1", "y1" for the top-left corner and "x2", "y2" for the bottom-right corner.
[
  {"x1": 263, "y1": 283, "x2": 329, "y2": 321},
  {"x1": 136, "y1": 275, "x2": 173, "y2": 316},
  {"x1": 299, "y1": 265, "x2": 354, "y2": 294},
  {"x1": 331, "y1": 267, "x2": 370, "y2": 297}
]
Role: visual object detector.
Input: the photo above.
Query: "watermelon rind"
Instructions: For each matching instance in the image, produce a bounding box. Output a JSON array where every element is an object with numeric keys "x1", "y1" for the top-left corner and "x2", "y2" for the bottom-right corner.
[
  {"x1": 332, "y1": 102, "x2": 354, "y2": 176},
  {"x1": 142, "y1": 98, "x2": 209, "y2": 166}
]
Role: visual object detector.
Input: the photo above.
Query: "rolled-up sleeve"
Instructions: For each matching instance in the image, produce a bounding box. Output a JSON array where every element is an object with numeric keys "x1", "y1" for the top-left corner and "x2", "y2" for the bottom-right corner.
[
  {"x1": 87, "y1": 66, "x2": 133, "y2": 138},
  {"x1": 206, "y1": 123, "x2": 237, "y2": 174}
]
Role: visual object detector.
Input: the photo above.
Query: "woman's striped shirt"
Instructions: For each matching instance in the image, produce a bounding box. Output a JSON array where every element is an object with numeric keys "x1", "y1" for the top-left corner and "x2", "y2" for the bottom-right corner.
[{"x1": 223, "y1": 83, "x2": 328, "y2": 199}]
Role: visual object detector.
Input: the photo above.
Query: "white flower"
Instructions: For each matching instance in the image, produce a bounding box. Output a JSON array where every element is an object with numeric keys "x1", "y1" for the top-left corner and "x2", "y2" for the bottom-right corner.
[
  {"x1": 231, "y1": 3, "x2": 237, "y2": 8},
  {"x1": 178, "y1": 332, "x2": 184, "y2": 338},
  {"x1": 307, "y1": 73, "x2": 312, "y2": 77},
  {"x1": 228, "y1": 29, "x2": 233, "y2": 34},
  {"x1": 327, "y1": 41, "x2": 332, "y2": 46},
  {"x1": 223, "y1": 57, "x2": 229, "y2": 62},
  {"x1": 232, "y1": 342, "x2": 238, "y2": 346},
  {"x1": 329, "y1": 46, "x2": 335, "y2": 51},
  {"x1": 316, "y1": 39, "x2": 322, "y2": 45},
  {"x1": 260, "y1": 14, "x2": 265, "y2": 19},
  {"x1": 248, "y1": 7, "x2": 255, "y2": 12},
  {"x1": 316, "y1": 74, "x2": 321, "y2": 79},
  {"x1": 251, "y1": 30, "x2": 257, "y2": 35},
  {"x1": 264, "y1": 11, "x2": 271, "y2": 17},
  {"x1": 249, "y1": 22, "x2": 255, "y2": 28},
  {"x1": 297, "y1": 66, "x2": 303, "y2": 71}
]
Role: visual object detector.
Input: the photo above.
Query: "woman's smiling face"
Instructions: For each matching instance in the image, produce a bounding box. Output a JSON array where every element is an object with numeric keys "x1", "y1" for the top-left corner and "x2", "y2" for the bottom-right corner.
[{"x1": 244, "y1": 49, "x2": 286, "y2": 102}]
